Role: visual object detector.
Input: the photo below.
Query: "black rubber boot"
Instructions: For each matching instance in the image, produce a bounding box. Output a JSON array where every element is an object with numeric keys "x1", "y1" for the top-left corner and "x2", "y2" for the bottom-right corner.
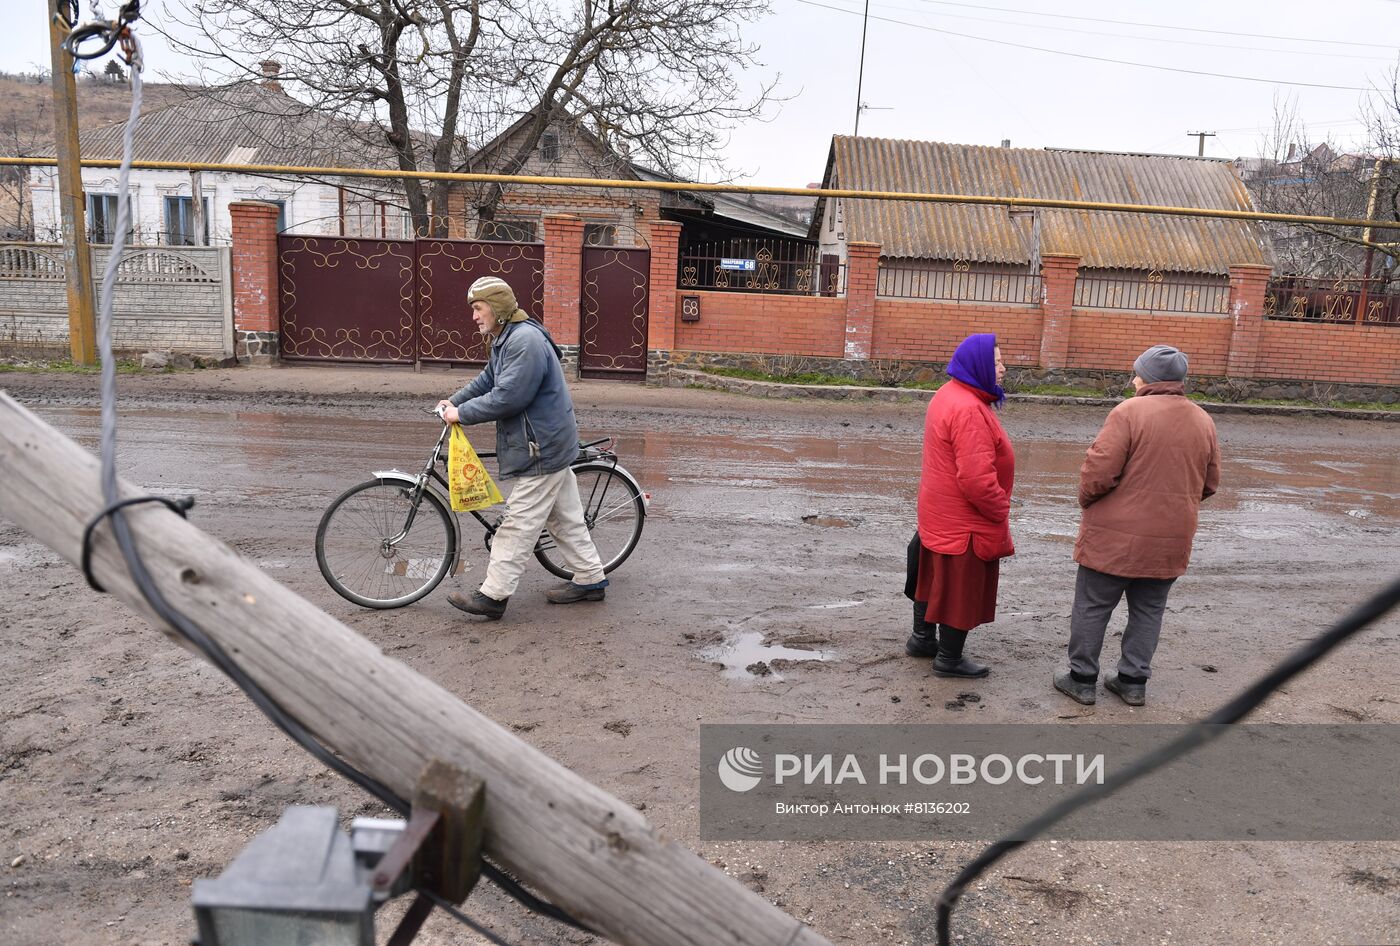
[
  {"x1": 932, "y1": 626, "x2": 990, "y2": 678},
  {"x1": 905, "y1": 600, "x2": 938, "y2": 658}
]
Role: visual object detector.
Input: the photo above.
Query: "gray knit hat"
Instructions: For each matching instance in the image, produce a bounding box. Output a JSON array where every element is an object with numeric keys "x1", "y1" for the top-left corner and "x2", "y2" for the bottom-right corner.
[{"x1": 1133, "y1": 344, "x2": 1189, "y2": 383}]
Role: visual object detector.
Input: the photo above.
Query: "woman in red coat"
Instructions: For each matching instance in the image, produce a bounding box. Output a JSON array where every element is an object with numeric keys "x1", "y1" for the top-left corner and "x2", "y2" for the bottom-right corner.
[{"x1": 903, "y1": 333, "x2": 1015, "y2": 677}]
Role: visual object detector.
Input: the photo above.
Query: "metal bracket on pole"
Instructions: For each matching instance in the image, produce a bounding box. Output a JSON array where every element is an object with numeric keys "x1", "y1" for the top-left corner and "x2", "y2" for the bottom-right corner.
[{"x1": 370, "y1": 759, "x2": 486, "y2": 946}]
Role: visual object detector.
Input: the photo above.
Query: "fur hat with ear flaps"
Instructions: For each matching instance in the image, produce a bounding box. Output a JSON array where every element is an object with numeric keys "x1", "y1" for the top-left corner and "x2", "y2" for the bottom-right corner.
[{"x1": 467, "y1": 276, "x2": 529, "y2": 324}]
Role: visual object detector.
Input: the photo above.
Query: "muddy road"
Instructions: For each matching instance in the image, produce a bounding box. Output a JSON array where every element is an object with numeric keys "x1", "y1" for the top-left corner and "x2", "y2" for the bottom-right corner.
[{"x1": 2, "y1": 369, "x2": 1398, "y2": 946}]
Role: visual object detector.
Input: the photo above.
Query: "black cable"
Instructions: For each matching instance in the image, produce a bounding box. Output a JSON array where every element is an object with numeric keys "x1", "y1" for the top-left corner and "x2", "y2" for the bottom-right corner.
[
  {"x1": 416, "y1": 887, "x2": 518, "y2": 946},
  {"x1": 90, "y1": 470, "x2": 599, "y2": 936},
  {"x1": 935, "y1": 573, "x2": 1400, "y2": 946},
  {"x1": 82, "y1": 495, "x2": 193, "y2": 592}
]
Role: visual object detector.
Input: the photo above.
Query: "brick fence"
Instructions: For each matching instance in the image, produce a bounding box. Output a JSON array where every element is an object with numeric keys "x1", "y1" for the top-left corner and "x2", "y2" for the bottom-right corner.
[
  {"x1": 651, "y1": 239, "x2": 1400, "y2": 390},
  {"x1": 218, "y1": 210, "x2": 1400, "y2": 390}
]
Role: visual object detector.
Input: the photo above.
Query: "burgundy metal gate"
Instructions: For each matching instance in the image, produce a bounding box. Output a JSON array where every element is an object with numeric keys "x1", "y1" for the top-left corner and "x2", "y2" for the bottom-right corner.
[
  {"x1": 416, "y1": 240, "x2": 545, "y2": 365},
  {"x1": 579, "y1": 245, "x2": 650, "y2": 380},
  {"x1": 278, "y1": 235, "x2": 417, "y2": 363},
  {"x1": 278, "y1": 235, "x2": 546, "y2": 365}
]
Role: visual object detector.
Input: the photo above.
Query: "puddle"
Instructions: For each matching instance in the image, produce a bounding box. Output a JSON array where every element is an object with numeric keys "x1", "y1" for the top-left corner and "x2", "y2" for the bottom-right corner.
[{"x1": 700, "y1": 630, "x2": 834, "y2": 680}]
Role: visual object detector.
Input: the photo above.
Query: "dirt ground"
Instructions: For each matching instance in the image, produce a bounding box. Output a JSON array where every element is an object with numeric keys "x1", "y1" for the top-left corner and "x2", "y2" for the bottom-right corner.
[{"x1": 2, "y1": 365, "x2": 1398, "y2": 946}]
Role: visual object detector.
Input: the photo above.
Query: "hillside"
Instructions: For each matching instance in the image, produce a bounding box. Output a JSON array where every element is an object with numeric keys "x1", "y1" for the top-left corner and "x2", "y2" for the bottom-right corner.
[{"x1": 0, "y1": 70, "x2": 191, "y2": 156}]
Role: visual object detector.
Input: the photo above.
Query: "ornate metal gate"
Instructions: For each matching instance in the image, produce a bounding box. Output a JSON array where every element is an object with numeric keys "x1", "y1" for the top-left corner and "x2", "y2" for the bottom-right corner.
[
  {"x1": 579, "y1": 245, "x2": 650, "y2": 380},
  {"x1": 278, "y1": 236, "x2": 417, "y2": 363},
  {"x1": 278, "y1": 235, "x2": 545, "y2": 365},
  {"x1": 416, "y1": 240, "x2": 545, "y2": 365}
]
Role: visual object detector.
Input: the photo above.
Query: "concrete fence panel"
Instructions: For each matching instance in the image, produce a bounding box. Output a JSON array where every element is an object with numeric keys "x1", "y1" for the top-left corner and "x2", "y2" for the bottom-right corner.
[{"x1": 0, "y1": 243, "x2": 234, "y2": 360}]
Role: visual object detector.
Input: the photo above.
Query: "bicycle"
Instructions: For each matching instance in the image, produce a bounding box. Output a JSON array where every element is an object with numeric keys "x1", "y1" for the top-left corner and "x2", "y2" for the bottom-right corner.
[{"x1": 315, "y1": 413, "x2": 648, "y2": 609}]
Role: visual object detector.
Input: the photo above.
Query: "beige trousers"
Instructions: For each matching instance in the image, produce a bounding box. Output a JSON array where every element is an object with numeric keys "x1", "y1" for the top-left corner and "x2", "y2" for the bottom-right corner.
[{"x1": 478, "y1": 466, "x2": 605, "y2": 600}]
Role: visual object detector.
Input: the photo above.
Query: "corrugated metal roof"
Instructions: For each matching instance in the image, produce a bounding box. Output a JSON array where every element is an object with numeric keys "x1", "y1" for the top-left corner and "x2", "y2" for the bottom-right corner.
[
  {"x1": 822, "y1": 136, "x2": 1273, "y2": 274},
  {"x1": 67, "y1": 83, "x2": 408, "y2": 170}
]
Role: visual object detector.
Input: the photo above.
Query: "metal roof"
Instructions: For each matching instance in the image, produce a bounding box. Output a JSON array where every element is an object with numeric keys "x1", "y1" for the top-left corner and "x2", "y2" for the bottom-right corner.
[
  {"x1": 632, "y1": 165, "x2": 813, "y2": 237},
  {"x1": 66, "y1": 83, "x2": 407, "y2": 170},
  {"x1": 817, "y1": 136, "x2": 1274, "y2": 274}
]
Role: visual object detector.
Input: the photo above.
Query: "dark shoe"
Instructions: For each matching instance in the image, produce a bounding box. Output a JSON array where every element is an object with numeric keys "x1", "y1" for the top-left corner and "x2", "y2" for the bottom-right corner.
[
  {"x1": 447, "y1": 590, "x2": 508, "y2": 620},
  {"x1": 1053, "y1": 671, "x2": 1097, "y2": 706},
  {"x1": 932, "y1": 655, "x2": 989, "y2": 678},
  {"x1": 544, "y1": 580, "x2": 607, "y2": 604},
  {"x1": 1104, "y1": 673, "x2": 1146, "y2": 706},
  {"x1": 905, "y1": 601, "x2": 938, "y2": 658}
]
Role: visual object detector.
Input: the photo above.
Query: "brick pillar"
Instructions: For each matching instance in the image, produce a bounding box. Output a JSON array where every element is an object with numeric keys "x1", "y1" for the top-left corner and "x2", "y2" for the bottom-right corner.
[
  {"x1": 1226, "y1": 263, "x2": 1273, "y2": 378},
  {"x1": 230, "y1": 201, "x2": 281, "y2": 365},
  {"x1": 1038, "y1": 253, "x2": 1081, "y2": 369},
  {"x1": 543, "y1": 214, "x2": 584, "y2": 358},
  {"x1": 843, "y1": 241, "x2": 881, "y2": 360},
  {"x1": 645, "y1": 219, "x2": 682, "y2": 356}
]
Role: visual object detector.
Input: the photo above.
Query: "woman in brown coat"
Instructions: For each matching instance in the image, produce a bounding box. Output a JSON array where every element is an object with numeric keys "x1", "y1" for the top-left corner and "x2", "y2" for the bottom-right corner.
[{"x1": 1053, "y1": 345, "x2": 1220, "y2": 707}]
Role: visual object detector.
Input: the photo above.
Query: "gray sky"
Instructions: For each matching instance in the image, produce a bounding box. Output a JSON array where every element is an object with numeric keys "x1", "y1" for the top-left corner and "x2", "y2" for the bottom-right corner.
[{"x1": 5, "y1": 0, "x2": 1394, "y2": 186}]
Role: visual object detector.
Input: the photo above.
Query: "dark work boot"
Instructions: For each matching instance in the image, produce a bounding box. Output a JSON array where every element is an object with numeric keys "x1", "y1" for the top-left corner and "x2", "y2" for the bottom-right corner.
[
  {"x1": 931, "y1": 625, "x2": 989, "y2": 678},
  {"x1": 1053, "y1": 671, "x2": 1097, "y2": 706},
  {"x1": 544, "y1": 580, "x2": 608, "y2": 604},
  {"x1": 447, "y1": 590, "x2": 508, "y2": 620},
  {"x1": 1104, "y1": 673, "x2": 1146, "y2": 707},
  {"x1": 905, "y1": 600, "x2": 939, "y2": 658}
]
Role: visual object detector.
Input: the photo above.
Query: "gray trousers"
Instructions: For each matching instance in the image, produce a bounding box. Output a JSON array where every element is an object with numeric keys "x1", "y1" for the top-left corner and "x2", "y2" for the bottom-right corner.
[{"x1": 1068, "y1": 565, "x2": 1176, "y2": 680}]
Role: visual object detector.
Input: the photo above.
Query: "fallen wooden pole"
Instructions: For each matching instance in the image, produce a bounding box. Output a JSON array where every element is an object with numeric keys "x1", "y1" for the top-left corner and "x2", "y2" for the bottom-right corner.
[{"x1": 0, "y1": 391, "x2": 833, "y2": 946}]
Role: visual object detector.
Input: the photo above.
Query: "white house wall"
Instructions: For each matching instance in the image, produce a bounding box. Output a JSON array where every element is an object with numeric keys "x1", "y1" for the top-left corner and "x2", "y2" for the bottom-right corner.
[
  {"x1": 817, "y1": 197, "x2": 846, "y2": 264},
  {"x1": 29, "y1": 167, "x2": 347, "y2": 245}
]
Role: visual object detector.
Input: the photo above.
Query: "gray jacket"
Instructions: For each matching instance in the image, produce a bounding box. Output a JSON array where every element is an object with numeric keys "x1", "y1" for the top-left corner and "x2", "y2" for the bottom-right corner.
[{"x1": 449, "y1": 320, "x2": 578, "y2": 478}]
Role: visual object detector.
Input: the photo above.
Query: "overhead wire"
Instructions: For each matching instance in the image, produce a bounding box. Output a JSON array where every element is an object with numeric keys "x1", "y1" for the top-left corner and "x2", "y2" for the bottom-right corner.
[
  {"x1": 906, "y1": 0, "x2": 1400, "y2": 50},
  {"x1": 850, "y1": 0, "x2": 1396, "y2": 60},
  {"x1": 792, "y1": 0, "x2": 1375, "y2": 91}
]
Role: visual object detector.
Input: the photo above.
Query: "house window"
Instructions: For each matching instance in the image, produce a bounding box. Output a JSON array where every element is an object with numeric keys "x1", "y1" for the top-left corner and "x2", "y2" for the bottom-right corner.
[
  {"x1": 268, "y1": 199, "x2": 288, "y2": 232},
  {"x1": 540, "y1": 132, "x2": 560, "y2": 163},
  {"x1": 86, "y1": 193, "x2": 123, "y2": 243},
  {"x1": 163, "y1": 195, "x2": 210, "y2": 245},
  {"x1": 583, "y1": 223, "x2": 617, "y2": 246},
  {"x1": 478, "y1": 218, "x2": 537, "y2": 242}
]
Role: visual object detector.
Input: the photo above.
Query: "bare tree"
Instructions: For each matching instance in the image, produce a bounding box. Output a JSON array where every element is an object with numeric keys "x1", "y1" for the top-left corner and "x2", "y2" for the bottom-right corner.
[
  {"x1": 164, "y1": 0, "x2": 776, "y2": 237},
  {"x1": 0, "y1": 101, "x2": 48, "y2": 240},
  {"x1": 466, "y1": 0, "x2": 776, "y2": 225},
  {"x1": 1245, "y1": 93, "x2": 1400, "y2": 281}
]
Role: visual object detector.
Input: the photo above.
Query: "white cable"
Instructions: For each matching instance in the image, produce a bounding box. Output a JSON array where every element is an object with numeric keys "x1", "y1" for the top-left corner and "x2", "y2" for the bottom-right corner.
[{"x1": 96, "y1": 34, "x2": 142, "y2": 507}]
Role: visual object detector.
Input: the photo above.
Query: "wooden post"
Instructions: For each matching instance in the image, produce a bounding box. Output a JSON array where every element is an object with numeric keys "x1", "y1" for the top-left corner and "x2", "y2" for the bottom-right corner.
[
  {"x1": 0, "y1": 392, "x2": 834, "y2": 946},
  {"x1": 191, "y1": 171, "x2": 206, "y2": 246},
  {"x1": 48, "y1": 0, "x2": 98, "y2": 365}
]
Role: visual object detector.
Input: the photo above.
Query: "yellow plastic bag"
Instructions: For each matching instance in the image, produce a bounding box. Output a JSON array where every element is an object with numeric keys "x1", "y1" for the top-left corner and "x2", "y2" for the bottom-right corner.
[{"x1": 447, "y1": 426, "x2": 504, "y2": 512}]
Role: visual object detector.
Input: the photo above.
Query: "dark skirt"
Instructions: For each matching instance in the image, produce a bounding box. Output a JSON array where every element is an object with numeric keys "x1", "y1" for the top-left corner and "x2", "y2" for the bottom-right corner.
[{"x1": 905, "y1": 533, "x2": 999, "y2": 630}]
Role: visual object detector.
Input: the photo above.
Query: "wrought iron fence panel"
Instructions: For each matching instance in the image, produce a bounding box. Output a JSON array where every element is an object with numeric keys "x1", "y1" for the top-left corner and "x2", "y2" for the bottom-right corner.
[
  {"x1": 677, "y1": 238, "x2": 840, "y2": 296},
  {"x1": 878, "y1": 260, "x2": 1041, "y2": 304},
  {"x1": 1073, "y1": 270, "x2": 1230, "y2": 315},
  {"x1": 1264, "y1": 275, "x2": 1400, "y2": 327}
]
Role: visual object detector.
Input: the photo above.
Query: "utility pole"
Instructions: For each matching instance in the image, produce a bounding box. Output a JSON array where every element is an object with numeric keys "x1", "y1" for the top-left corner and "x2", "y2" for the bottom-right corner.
[
  {"x1": 1357, "y1": 157, "x2": 1388, "y2": 323},
  {"x1": 48, "y1": 0, "x2": 98, "y2": 365},
  {"x1": 853, "y1": 0, "x2": 870, "y2": 136},
  {"x1": 1187, "y1": 130, "x2": 1216, "y2": 157}
]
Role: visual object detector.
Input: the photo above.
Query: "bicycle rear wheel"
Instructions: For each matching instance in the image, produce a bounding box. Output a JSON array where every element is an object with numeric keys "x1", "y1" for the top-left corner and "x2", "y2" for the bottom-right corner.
[
  {"x1": 316, "y1": 478, "x2": 457, "y2": 609},
  {"x1": 534, "y1": 462, "x2": 645, "y2": 580}
]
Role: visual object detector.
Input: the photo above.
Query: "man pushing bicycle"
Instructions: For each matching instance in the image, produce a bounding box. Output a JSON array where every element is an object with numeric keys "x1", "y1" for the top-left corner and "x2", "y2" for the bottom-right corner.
[{"x1": 435, "y1": 276, "x2": 608, "y2": 619}]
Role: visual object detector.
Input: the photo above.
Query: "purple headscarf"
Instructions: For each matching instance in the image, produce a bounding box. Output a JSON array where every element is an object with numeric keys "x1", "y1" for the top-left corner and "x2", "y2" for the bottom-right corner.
[{"x1": 946, "y1": 333, "x2": 1004, "y2": 406}]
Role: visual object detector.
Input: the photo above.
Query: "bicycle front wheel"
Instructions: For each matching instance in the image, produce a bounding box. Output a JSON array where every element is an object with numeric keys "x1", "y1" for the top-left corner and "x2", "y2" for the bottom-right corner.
[
  {"x1": 316, "y1": 478, "x2": 457, "y2": 609},
  {"x1": 534, "y1": 462, "x2": 645, "y2": 580}
]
